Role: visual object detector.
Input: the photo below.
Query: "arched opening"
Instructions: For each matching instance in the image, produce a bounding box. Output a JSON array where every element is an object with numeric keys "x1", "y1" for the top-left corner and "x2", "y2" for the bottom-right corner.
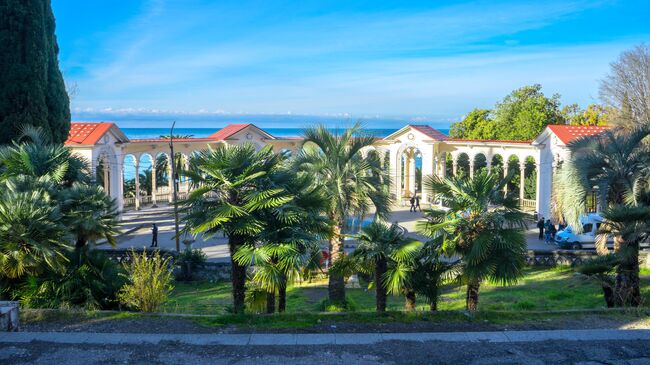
[
  {"x1": 122, "y1": 154, "x2": 137, "y2": 209},
  {"x1": 400, "y1": 146, "x2": 423, "y2": 199},
  {"x1": 139, "y1": 153, "x2": 154, "y2": 206},
  {"x1": 456, "y1": 153, "x2": 470, "y2": 176},
  {"x1": 491, "y1": 155, "x2": 504, "y2": 176},
  {"x1": 473, "y1": 153, "x2": 487, "y2": 175},
  {"x1": 522, "y1": 156, "x2": 537, "y2": 212},
  {"x1": 95, "y1": 154, "x2": 111, "y2": 194},
  {"x1": 505, "y1": 155, "x2": 520, "y2": 195},
  {"x1": 155, "y1": 152, "x2": 171, "y2": 202}
]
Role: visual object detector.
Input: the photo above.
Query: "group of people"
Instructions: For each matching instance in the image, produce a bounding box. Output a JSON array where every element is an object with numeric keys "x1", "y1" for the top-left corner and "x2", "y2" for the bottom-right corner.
[
  {"x1": 536, "y1": 217, "x2": 565, "y2": 244},
  {"x1": 409, "y1": 195, "x2": 421, "y2": 212}
]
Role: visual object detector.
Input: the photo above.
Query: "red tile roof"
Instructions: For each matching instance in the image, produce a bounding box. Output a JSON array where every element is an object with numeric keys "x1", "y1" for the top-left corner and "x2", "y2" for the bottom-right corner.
[
  {"x1": 65, "y1": 122, "x2": 116, "y2": 145},
  {"x1": 207, "y1": 124, "x2": 253, "y2": 140},
  {"x1": 547, "y1": 125, "x2": 609, "y2": 145},
  {"x1": 410, "y1": 125, "x2": 448, "y2": 141}
]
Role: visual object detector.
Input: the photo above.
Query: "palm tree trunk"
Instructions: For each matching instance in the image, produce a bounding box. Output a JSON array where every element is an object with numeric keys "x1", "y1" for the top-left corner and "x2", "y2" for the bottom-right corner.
[
  {"x1": 614, "y1": 245, "x2": 641, "y2": 306},
  {"x1": 266, "y1": 291, "x2": 276, "y2": 314},
  {"x1": 229, "y1": 235, "x2": 247, "y2": 314},
  {"x1": 375, "y1": 259, "x2": 387, "y2": 312},
  {"x1": 601, "y1": 282, "x2": 615, "y2": 308},
  {"x1": 404, "y1": 289, "x2": 416, "y2": 311},
  {"x1": 278, "y1": 285, "x2": 287, "y2": 312},
  {"x1": 328, "y1": 220, "x2": 346, "y2": 303},
  {"x1": 466, "y1": 280, "x2": 480, "y2": 311},
  {"x1": 428, "y1": 287, "x2": 439, "y2": 312}
]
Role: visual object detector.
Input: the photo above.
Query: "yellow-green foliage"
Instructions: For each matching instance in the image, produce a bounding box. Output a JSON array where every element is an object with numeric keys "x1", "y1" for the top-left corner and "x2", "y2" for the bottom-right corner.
[{"x1": 118, "y1": 249, "x2": 174, "y2": 312}]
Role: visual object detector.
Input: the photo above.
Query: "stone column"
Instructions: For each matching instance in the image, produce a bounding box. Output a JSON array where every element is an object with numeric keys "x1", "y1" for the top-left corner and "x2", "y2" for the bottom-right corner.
[
  {"x1": 102, "y1": 162, "x2": 110, "y2": 195},
  {"x1": 519, "y1": 161, "x2": 526, "y2": 202},
  {"x1": 439, "y1": 155, "x2": 446, "y2": 178},
  {"x1": 408, "y1": 153, "x2": 416, "y2": 196},
  {"x1": 486, "y1": 157, "x2": 492, "y2": 174},
  {"x1": 535, "y1": 162, "x2": 542, "y2": 216},
  {"x1": 134, "y1": 160, "x2": 141, "y2": 210},
  {"x1": 503, "y1": 163, "x2": 509, "y2": 195},
  {"x1": 151, "y1": 163, "x2": 157, "y2": 207},
  {"x1": 403, "y1": 152, "x2": 411, "y2": 197},
  {"x1": 167, "y1": 163, "x2": 174, "y2": 203},
  {"x1": 469, "y1": 158, "x2": 475, "y2": 179},
  {"x1": 452, "y1": 155, "x2": 458, "y2": 176}
]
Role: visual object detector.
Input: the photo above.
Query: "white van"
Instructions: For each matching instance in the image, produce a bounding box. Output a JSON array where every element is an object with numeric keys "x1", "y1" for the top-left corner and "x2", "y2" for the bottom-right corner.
[
  {"x1": 554, "y1": 213, "x2": 650, "y2": 250},
  {"x1": 554, "y1": 213, "x2": 608, "y2": 250}
]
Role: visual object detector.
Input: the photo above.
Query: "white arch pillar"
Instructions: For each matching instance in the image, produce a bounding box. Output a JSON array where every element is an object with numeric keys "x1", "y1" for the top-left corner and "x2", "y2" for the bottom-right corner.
[
  {"x1": 519, "y1": 161, "x2": 526, "y2": 202},
  {"x1": 151, "y1": 162, "x2": 158, "y2": 207},
  {"x1": 134, "y1": 159, "x2": 141, "y2": 211},
  {"x1": 469, "y1": 158, "x2": 475, "y2": 179},
  {"x1": 167, "y1": 161, "x2": 174, "y2": 203}
]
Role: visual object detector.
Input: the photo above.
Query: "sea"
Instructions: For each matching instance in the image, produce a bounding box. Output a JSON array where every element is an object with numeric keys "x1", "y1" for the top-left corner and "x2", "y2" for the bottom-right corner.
[
  {"x1": 120, "y1": 127, "x2": 450, "y2": 179},
  {"x1": 121, "y1": 127, "x2": 450, "y2": 139}
]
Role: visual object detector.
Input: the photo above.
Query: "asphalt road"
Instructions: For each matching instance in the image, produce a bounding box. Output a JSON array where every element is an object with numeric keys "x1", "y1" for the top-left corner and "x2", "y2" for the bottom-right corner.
[{"x1": 3, "y1": 339, "x2": 650, "y2": 364}]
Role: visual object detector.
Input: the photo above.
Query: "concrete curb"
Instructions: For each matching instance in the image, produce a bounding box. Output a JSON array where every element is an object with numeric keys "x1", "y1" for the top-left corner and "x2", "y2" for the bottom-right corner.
[{"x1": 2, "y1": 329, "x2": 650, "y2": 346}]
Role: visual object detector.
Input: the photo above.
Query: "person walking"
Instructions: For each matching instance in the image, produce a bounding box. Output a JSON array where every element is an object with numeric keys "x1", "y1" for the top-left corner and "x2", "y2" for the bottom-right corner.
[
  {"x1": 409, "y1": 195, "x2": 416, "y2": 212},
  {"x1": 536, "y1": 216, "x2": 545, "y2": 240},
  {"x1": 549, "y1": 222, "x2": 557, "y2": 241},
  {"x1": 544, "y1": 219, "x2": 552, "y2": 244},
  {"x1": 151, "y1": 223, "x2": 158, "y2": 248},
  {"x1": 415, "y1": 195, "x2": 421, "y2": 212}
]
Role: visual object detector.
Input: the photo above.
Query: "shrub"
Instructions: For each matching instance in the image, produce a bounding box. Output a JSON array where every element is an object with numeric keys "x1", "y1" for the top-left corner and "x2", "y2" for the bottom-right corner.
[
  {"x1": 175, "y1": 248, "x2": 207, "y2": 281},
  {"x1": 118, "y1": 249, "x2": 174, "y2": 312},
  {"x1": 317, "y1": 297, "x2": 357, "y2": 312},
  {"x1": 20, "y1": 247, "x2": 125, "y2": 310}
]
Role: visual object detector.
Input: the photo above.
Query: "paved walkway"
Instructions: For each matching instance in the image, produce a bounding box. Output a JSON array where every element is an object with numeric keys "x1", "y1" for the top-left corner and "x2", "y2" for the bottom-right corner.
[
  {"x1": 3, "y1": 329, "x2": 650, "y2": 346},
  {"x1": 108, "y1": 204, "x2": 558, "y2": 261}
]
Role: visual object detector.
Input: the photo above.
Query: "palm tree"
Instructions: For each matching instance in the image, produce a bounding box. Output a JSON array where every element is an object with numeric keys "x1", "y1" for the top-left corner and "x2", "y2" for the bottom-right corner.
[
  {"x1": 352, "y1": 221, "x2": 421, "y2": 312},
  {"x1": 0, "y1": 126, "x2": 90, "y2": 186},
  {"x1": 418, "y1": 171, "x2": 528, "y2": 311},
  {"x1": 0, "y1": 179, "x2": 69, "y2": 288},
  {"x1": 411, "y1": 241, "x2": 461, "y2": 311},
  {"x1": 294, "y1": 123, "x2": 392, "y2": 304},
  {"x1": 554, "y1": 126, "x2": 650, "y2": 306},
  {"x1": 234, "y1": 171, "x2": 330, "y2": 313},
  {"x1": 59, "y1": 183, "x2": 119, "y2": 251},
  {"x1": 182, "y1": 144, "x2": 291, "y2": 314}
]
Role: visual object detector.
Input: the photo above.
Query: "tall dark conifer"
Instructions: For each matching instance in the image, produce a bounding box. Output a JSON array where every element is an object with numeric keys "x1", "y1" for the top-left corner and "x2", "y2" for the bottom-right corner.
[{"x1": 0, "y1": 0, "x2": 70, "y2": 144}]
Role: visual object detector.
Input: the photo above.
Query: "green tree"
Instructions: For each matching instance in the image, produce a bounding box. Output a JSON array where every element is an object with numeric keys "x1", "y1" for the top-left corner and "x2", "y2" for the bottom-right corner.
[
  {"x1": 411, "y1": 241, "x2": 460, "y2": 311},
  {"x1": 418, "y1": 171, "x2": 528, "y2": 310},
  {"x1": 59, "y1": 183, "x2": 119, "y2": 250},
  {"x1": 554, "y1": 126, "x2": 650, "y2": 306},
  {"x1": 294, "y1": 123, "x2": 392, "y2": 304},
  {"x1": 351, "y1": 222, "x2": 421, "y2": 312},
  {"x1": 449, "y1": 109, "x2": 497, "y2": 140},
  {"x1": 234, "y1": 171, "x2": 330, "y2": 313},
  {"x1": 0, "y1": 0, "x2": 70, "y2": 144},
  {"x1": 183, "y1": 144, "x2": 290, "y2": 313},
  {"x1": 562, "y1": 104, "x2": 611, "y2": 126},
  {"x1": 0, "y1": 179, "x2": 68, "y2": 287},
  {"x1": 493, "y1": 84, "x2": 566, "y2": 140}
]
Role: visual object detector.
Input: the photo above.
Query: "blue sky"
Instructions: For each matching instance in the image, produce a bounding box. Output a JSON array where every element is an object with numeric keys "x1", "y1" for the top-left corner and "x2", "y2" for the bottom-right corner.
[{"x1": 53, "y1": 0, "x2": 649, "y2": 128}]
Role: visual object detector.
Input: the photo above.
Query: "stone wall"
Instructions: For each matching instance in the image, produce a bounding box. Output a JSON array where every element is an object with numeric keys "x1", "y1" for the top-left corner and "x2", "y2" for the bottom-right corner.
[{"x1": 104, "y1": 248, "x2": 230, "y2": 281}]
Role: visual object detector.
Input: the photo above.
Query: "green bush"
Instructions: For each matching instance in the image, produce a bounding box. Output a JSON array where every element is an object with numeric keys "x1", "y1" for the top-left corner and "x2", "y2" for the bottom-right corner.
[
  {"x1": 175, "y1": 248, "x2": 207, "y2": 281},
  {"x1": 118, "y1": 249, "x2": 174, "y2": 312},
  {"x1": 317, "y1": 297, "x2": 357, "y2": 312},
  {"x1": 20, "y1": 247, "x2": 125, "y2": 310}
]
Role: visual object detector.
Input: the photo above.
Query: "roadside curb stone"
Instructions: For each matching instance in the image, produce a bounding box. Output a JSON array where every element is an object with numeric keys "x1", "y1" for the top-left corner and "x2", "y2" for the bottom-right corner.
[{"x1": 2, "y1": 329, "x2": 650, "y2": 346}]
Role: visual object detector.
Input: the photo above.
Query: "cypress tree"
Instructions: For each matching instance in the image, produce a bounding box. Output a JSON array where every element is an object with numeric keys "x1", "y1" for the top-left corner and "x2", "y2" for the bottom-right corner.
[{"x1": 0, "y1": 0, "x2": 70, "y2": 145}]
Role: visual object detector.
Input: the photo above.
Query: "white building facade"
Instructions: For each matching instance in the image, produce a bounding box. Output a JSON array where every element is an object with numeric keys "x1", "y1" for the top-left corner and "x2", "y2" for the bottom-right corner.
[{"x1": 65, "y1": 122, "x2": 608, "y2": 219}]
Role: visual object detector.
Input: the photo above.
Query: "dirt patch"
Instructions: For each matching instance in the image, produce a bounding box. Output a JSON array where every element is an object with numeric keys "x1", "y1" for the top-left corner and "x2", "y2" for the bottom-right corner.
[{"x1": 19, "y1": 311, "x2": 650, "y2": 334}]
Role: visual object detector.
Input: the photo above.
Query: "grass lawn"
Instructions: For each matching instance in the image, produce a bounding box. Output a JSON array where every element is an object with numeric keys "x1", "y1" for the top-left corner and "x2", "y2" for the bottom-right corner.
[{"x1": 162, "y1": 267, "x2": 650, "y2": 315}]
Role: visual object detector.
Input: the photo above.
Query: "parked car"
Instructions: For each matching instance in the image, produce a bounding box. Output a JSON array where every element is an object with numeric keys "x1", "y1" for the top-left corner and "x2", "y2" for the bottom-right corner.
[
  {"x1": 554, "y1": 213, "x2": 650, "y2": 250},
  {"x1": 555, "y1": 213, "x2": 607, "y2": 250}
]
